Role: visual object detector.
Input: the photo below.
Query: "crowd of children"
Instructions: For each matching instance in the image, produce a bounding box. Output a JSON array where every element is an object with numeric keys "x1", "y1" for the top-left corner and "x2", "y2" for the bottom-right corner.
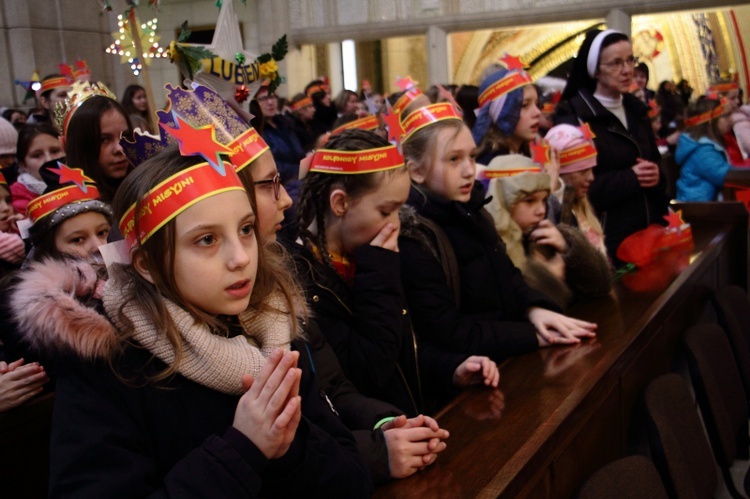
[{"x1": 0, "y1": 25, "x2": 745, "y2": 497}]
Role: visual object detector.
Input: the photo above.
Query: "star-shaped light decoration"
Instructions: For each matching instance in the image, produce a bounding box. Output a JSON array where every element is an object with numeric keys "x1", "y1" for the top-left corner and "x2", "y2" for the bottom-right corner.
[
  {"x1": 105, "y1": 14, "x2": 167, "y2": 75},
  {"x1": 663, "y1": 208, "x2": 687, "y2": 233},
  {"x1": 381, "y1": 102, "x2": 405, "y2": 147},
  {"x1": 579, "y1": 122, "x2": 596, "y2": 141},
  {"x1": 49, "y1": 162, "x2": 94, "y2": 193},
  {"x1": 396, "y1": 76, "x2": 419, "y2": 92},
  {"x1": 530, "y1": 142, "x2": 551, "y2": 167},
  {"x1": 499, "y1": 53, "x2": 528, "y2": 72},
  {"x1": 160, "y1": 113, "x2": 234, "y2": 175}
]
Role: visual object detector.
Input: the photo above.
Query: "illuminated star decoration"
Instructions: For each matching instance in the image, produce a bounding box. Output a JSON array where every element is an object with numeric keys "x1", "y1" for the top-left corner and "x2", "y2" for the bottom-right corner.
[
  {"x1": 396, "y1": 76, "x2": 419, "y2": 92},
  {"x1": 49, "y1": 162, "x2": 94, "y2": 193},
  {"x1": 160, "y1": 112, "x2": 234, "y2": 175},
  {"x1": 663, "y1": 208, "x2": 687, "y2": 233},
  {"x1": 579, "y1": 122, "x2": 596, "y2": 141},
  {"x1": 499, "y1": 53, "x2": 528, "y2": 72},
  {"x1": 105, "y1": 14, "x2": 167, "y2": 76},
  {"x1": 381, "y1": 102, "x2": 405, "y2": 147},
  {"x1": 530, "y1": 141, "x2": 551, "y2": 167}
]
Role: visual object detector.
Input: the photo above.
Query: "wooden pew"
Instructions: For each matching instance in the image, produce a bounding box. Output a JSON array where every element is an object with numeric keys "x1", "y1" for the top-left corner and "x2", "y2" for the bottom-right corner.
[{"x1": 375, "y1": 202, "x2": 748, "y2": 498}]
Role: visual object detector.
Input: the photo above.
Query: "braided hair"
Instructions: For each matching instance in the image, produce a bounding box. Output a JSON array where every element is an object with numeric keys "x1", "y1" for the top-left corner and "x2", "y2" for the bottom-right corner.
[{"x1": 296, "y1": 128, "x2": 403, "y2": 267}]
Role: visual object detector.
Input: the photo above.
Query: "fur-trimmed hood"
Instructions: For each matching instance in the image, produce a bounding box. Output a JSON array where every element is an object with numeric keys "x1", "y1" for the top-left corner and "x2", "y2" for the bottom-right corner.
[{"x1": 10, "y1": 257, "x2": 119, "y2": 360}]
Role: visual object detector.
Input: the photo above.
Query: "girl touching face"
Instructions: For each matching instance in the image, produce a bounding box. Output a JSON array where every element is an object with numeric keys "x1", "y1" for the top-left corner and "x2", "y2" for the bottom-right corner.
[
  {"x1": 410, "y1": 124, "x2": 477, "y2": 203},
  {"x1": 510, "y1": 191, "x2": 548, "y2": 233},
  {"x1": 21, "y1": 133, "x2": 65, "y2": 180}
]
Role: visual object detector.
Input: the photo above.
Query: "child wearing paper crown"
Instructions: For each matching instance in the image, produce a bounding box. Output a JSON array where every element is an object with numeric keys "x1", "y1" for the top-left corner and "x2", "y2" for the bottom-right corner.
[
  {"x1": 473, "y1": 55, "x2": 542, "y2": 165},
  {"x1": 675, "y1": 97, "x2": 735, "y2": 202},
  {"x1": 19, "y1": 145, "x2": 371, "y2": 497},
  {"x1": 0, "y1": 173, "x2": 25, "y2": 275},
  {"x1": 289, "y1": 129, "x2": 499, "y2": 417},
  {"x1": 482, "y1": 153, "x2": 612, "y2": 310},
  {"x1": 397, "y1": 102, "x2": 596, "y2": 364}
]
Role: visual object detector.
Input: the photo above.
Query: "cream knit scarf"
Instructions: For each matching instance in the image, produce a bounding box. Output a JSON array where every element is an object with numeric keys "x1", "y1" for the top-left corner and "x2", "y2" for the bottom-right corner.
[{"x1": 102, "y1": 272, "x2": 293, "y2": 395}]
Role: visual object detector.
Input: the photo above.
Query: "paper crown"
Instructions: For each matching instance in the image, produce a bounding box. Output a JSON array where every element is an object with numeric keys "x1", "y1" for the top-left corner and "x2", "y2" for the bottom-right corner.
[
  {"x1": 707, "y1": 81, "x2": 739, "y2": 95},
  {"x1": 305, "y1": 144, "x2": 404, "y2": 176},
  {"x1": 477, "y1": 53, "x2": 533, "y2": 109},
  {"x1": 54, "y1": 80, "x2": 117, "y2": 137},
  {"x1": 291, "y1": 96, "x2": 313, "y2": 112},
  {"x1": 392, "y1": 76, "x2": 424, "y2": 116},
  {"x1": 73, "y1": 59, "x2": 91, "y2": 80},
  {"x1": 648, "y1": 100, "x2": 660, "y2": 119},
  {"x1": 399, "y1": 103, "x2": 463, "y2": 141},
  {"x1": 306, "y1": 83, "x2": 330, "y2": 97},
  {"x1": 544, "y1": 123, "x2": 597, "y2": 173},
  {"x1": 121, "y1": 83, "x2": 269, "y2": 172},
  {"x1": 39, "y1": 75, "x2": 73, "y2": 96},
  {"x1": 332, "y1": 115, "x2": 380, "y2": 135},
  {"x1": 26, "y1": 162, "x2": 100, "y2": 223},
  {"x1": 119, "y1": 161, "x2": 244, "y2": 247},
  {"x1": 0, "y1": 172, "x2": 6, "y2": 186},
  {"x1": 684, "y1": 99, "x2": 727, "y2": 127}
]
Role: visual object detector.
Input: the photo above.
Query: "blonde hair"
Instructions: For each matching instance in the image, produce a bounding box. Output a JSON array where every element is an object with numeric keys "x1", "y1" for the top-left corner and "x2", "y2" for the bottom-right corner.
[{"x1": 402, "y1": 119, "x2": 465, "y2": 186}]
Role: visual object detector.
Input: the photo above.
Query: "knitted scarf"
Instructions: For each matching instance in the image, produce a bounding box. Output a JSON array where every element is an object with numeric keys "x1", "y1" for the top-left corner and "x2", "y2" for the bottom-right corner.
[{"x1": 102, "y1": 270, "x2": 294, "y2": 395}]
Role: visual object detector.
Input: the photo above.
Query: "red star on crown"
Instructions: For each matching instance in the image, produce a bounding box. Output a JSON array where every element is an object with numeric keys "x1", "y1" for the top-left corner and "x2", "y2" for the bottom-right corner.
[
  {"x1": 396, "y1": 76, "x2": 419, "y2": 92},
  {"x1": 664, "y1": 208, "x2": 686, "y2": 232},
  {"x1": 381, "y1": 102, "x2": 405, "y2": 146},
  {"x1": 59, "y1": 63, "x2": 73, "y2": 78},
  {"x1": 49, "y1": 162, "x2": 93, "y2": 192},
  {"x1": 160, "y1": 113, "x2": 234, "y2": 175},
  {"x1": 530, "y1": 142, "x2": 551, "y2": 166},
  {"x1": 499, "y1": 53, "x2": 528, "y2": 72},
  {"x1": 579, "y1": 122, "x2": 596, "y2": 141}
]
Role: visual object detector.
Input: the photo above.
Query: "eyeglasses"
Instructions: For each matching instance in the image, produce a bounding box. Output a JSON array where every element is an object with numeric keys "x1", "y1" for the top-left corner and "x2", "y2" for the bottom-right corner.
[
  {"x1": 600, "y1": 55, "x2": 638, "y2": 70},
  {"x1": 253, "y1": 173, "x2": 281, "y2": 200},
  {"x1": 256, "y1": 94, "x2": 276, "y2": 103}
]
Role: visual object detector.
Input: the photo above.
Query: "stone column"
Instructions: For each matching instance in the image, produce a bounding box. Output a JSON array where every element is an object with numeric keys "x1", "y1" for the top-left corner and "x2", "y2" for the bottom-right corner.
[
  {"x1": 327, "y1": 42, "x2": 343, "y2": 97},
  {"x1": 606, "y1": 9, "x2": 632, "y2": 38},
  {"x1": 427, "y1": 25, "x2": 449, "y2": 85}
]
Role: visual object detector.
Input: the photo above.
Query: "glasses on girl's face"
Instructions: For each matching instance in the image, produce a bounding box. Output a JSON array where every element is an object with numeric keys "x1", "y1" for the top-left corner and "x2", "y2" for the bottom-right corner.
[
  {"x1": 600, "y1": 55, "x2": 638, "y2": 70},
  {"x1": 256, "y1": 94, "x2": 276, "y2": 103},
  {"x1": 253, "y1": 173, "x2": 281, "y2": 200}
]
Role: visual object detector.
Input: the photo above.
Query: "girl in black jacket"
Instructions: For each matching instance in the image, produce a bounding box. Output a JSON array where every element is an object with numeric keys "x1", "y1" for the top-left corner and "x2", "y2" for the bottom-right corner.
[
  {"x1": 15, "y1": 147, "x2": 372, "y2": 498},
  {"x1": 398, "y1": 105, "x2": 597, "y2": 363},
  {"x1": 291, "y1": 129, "x2": 498, "y2": 416}
]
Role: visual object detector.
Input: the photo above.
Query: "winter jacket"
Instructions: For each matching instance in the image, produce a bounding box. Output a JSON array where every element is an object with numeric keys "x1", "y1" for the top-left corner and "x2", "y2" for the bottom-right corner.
[
  {"x1": 10, "y1": 180, "x2": 37, "y2": 215},
  {"x1": 262, "y1": 115, "x2": 306, "y2": 187},
  {"x1": 555, "y1": 88, "x2": 668, "y2": 264},
  {"x1": 399, "y1": 184, "x2": 558, "y2": 364},
  {"x1": 675, "y1": 133, "x2": 732, "y2": 202},
  {"x1": 7, "y1": 258, "x2": 372, "y2": 499},
  {"x1": 288, "y1": 242, "x2": 463, "y2": 417}
]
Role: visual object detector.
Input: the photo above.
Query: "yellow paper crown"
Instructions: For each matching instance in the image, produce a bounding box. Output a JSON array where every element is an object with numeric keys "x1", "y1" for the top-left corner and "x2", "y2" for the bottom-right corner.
[{"x1": 54, "y1": 80, "x2": 117, "y2": 137}]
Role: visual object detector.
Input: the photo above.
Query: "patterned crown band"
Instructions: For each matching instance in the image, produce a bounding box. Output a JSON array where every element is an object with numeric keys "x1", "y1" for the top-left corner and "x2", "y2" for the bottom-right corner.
[
  {"x1": 708, "y1": 82, "x2": 739, "y2": 94},
  {"x1": 27, "y1": 184, "x2": 101, "y2": 223},
  {"x1": 119, "y1": 161, "x2": 244, "y2": 247},
  {"x1": 39, "y1": 76, "x2": 72, "y2": 95},
  {"x1": 684, "y1": 100, "x2": 727, "y2": 127},
  {"x1": 477, "y1": 166, "x2": 541, "y2": 180},
  {"x1": 393, "y1": 88, "x2": 424, "y2": 116},
  {"x1": 401, "y1": 103, "x2": 463, "y2": 141},
  {"x1": 332, "y1": 115, "x2": 380, "y2": 135},
  {"x1": 306, "y1": 83, "x2": 329, "y2": 97},
  {"x1": 560, "y1": 143, "x2": 597, "y2": 166},
  {"x1": 229, "y1": 127, "x2": 270, "y2": 172},
  {"x1": 478, "y1": 71, "x2": 533, "y2": 108},
  {"x1": 54, "y1": 81, "x2": 117, "y2": 137},
  {"x1": 308, "y1": 145, "x2": 404, "y2": 175},
  {"x1": 291, "y1": 96, "x2": 313, "y2": 111}
]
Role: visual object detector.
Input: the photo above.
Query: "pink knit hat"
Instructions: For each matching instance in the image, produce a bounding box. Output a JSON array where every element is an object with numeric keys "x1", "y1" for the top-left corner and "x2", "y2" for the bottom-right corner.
[
  {"x1": 544, "y1": 124, "x2": 597, "y2": 174},
  {"x1": 0, "y1": 117, "x2": 18, "y2": 156}
]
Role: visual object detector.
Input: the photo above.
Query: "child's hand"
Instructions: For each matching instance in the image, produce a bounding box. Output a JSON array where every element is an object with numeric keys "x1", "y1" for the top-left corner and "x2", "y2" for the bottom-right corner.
[
  {"x1": 452, "y1": 356, "x2": 500, "y2": 388},
  {"x1": 370, "y1": 222, "x2": 399, "y2": 252},
  {"x1": 531, "y1": 250, "x2": 565, "y2": 280},
  {"x1": 632, "y1": 159, "x2": 660, "y2": 188},
  {"x1": 529, "y1": 220, "x2": 567, "y2": 253},
  {"x1": 544, "y1": 145, "x2": 561, "y2": 191},
  {"x1": 382, "y1": 414, "x2": 449, "y2": 478},
  {"x1": 233, "y1": 349, "x2": 302, "y2": 459},
  {"x1": 528, "y1": 307, "x2": 596, "y2": 347},
  {"x1": 0, "y1": 359, "x2": 48, "y2": 413}
]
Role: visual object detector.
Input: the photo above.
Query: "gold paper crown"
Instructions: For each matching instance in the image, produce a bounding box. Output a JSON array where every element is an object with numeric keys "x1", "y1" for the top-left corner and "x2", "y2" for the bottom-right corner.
[{"x1": 54, "y1": 80, "x2": 117, "y2": 137}]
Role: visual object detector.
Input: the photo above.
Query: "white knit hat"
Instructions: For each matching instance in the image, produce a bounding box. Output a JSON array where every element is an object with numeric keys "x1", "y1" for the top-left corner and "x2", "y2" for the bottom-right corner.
[{"x1": 0, "y1": 117, "x2": 18, "y2": 156}]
